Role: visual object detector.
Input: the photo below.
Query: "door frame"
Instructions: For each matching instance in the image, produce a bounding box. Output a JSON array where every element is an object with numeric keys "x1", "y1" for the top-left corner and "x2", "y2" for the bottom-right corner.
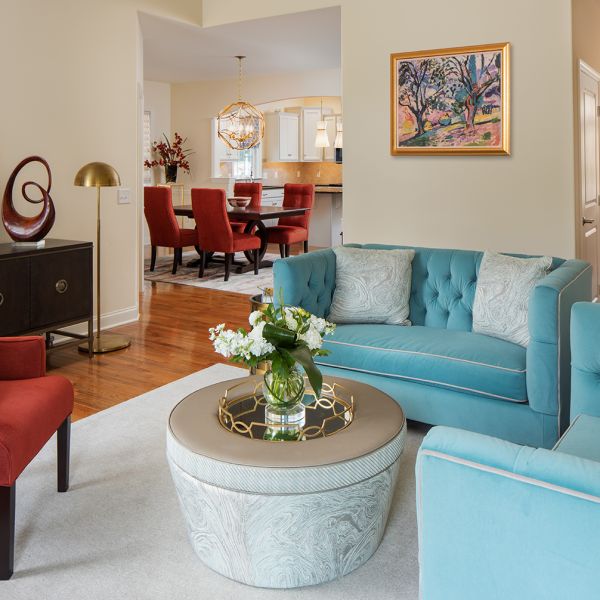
[{"x1": 577, "y1": 60, "x2": 600, "y2": 299}]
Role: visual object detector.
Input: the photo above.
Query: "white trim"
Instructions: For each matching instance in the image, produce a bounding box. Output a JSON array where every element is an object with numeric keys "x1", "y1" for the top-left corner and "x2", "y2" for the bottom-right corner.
[
  {"x1": 324, "y1": 339, "x2": 525, "y2": 373},
  {"x1": 316, "y1": 362, "x2": 526, "y2": 402},
  {"x1": 580, "y1": 60, "x2": 600, "y2": 83},
  {"x1": 556, "y1": 264, "x2": 593, "y2": 436},
  {"x1": 55, "y1": 305, "x2": 139, "y2": 342},
  {"x1": 553, "y1": 414, "x2": 582, "y2": 451},
  {"x1": 419, "y1": 448, "x2": 600, "y2": 505}
]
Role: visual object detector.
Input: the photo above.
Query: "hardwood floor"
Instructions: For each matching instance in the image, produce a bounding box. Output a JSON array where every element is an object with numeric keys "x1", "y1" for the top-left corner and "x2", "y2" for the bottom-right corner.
[{"x1": 47, "y1": 281, "x2": 250, "y2": 421}]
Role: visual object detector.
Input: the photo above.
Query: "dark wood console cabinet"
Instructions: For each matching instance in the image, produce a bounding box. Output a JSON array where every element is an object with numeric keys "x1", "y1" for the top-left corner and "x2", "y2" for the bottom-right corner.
[{"x1": 0, "y1": 239, "x2": 93, "y2": 356}]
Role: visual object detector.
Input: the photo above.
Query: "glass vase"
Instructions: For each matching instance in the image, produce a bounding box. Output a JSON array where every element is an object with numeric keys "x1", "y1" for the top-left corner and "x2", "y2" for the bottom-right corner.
[
  {"x1": 262, "y1": 367, "x2": 306, "y2": 441},
  {"x1": 165, "y1": 164, "x2": 178, "y2": 183}
]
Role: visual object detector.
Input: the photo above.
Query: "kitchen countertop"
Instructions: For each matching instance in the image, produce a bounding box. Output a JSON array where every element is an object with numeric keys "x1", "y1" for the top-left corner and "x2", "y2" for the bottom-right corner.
[{"x1": 315, "y1": 186, "x2": 343, "y2": 193}]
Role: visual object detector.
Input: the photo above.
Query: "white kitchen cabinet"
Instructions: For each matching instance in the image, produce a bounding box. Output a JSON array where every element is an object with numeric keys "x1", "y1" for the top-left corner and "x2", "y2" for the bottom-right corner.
[
  {"x1": 211, "y1": 118, "x2": 262, "y2": 179},
  {"x1": 302, "y1": 108, "x2": 323, "y2": 161},
  {"x1": 265, "y1": 112, "x2": 299, "y2": 162},
  {"x1": 261, "y1": 187, "x2": 284, "y2": 227}
]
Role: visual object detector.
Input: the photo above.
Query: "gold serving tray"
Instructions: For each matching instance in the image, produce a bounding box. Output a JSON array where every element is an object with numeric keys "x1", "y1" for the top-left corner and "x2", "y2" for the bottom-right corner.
[{"x1": 218, "y1": 378, "x2": 354, "y2": 441}]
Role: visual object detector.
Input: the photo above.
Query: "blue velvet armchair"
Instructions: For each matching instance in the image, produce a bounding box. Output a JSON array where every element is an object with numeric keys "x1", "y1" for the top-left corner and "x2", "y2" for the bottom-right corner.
[{"x1": 416, "y1": 302, "x2": 600, "y2": 599}]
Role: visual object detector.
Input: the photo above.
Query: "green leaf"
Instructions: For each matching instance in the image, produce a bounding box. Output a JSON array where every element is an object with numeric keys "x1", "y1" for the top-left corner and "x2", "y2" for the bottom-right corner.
[
  {"x1": 263, "y1": 323, "x2": 297, "y2": 347},
  {"x1": 285, "y1": 345, "x2": 323, "y2": 398}
]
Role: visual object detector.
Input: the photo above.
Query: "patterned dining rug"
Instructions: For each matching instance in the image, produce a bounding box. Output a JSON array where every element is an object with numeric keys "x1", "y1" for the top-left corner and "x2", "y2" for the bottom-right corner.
[{"x1": 144, "y1": 251, "x2": 276, "y2": 295}]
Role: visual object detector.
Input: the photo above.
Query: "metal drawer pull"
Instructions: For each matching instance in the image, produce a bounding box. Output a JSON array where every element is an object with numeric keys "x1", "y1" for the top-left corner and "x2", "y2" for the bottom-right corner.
[
  {"x1": 0, "y1": 292, "x2": 3, "y2": 307},
  {"x1": 55, "y1": 279, "x2": 69, "y2": 294}
]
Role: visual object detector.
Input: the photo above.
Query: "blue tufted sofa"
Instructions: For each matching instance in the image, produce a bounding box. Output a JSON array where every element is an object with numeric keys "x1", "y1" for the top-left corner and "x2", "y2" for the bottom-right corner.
[{"x1": 273, "y1": 244, "x2": 592, "y2": 448}]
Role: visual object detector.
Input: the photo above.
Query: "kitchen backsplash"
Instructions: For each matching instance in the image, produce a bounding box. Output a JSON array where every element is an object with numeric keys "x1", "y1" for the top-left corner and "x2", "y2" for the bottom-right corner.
[{"x1": 262, "y1": 161, "x2": 342, "y2": 186}]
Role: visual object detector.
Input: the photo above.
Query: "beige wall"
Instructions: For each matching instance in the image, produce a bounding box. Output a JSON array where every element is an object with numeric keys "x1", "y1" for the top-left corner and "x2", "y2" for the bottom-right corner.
[
  {"x1": 144, "y1": 80, "x2": 172, "y2": 186},
  {"x1": 171, "y1": 69, "x2": 341, "y2": 191},
  {"x1": 572, "y1": 0, "x2": 600, "y2": 258},
  {"x1": 202, "y1": 0, "x2": 576, "y2": 258},
  {"x1": 0, "y1": 1, "x2": 201, "y2": 329}
]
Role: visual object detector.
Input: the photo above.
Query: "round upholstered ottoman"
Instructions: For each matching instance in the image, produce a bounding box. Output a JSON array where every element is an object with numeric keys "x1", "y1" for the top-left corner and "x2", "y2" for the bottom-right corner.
[{"x1": 166, "y1": 375, "x2": 406, "y2": 589}]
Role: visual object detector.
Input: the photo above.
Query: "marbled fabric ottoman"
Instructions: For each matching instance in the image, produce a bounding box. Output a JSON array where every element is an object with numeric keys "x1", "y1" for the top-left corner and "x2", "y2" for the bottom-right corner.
[{"x1": 167, "y1": 376, "x2": 406, "y2": 589}]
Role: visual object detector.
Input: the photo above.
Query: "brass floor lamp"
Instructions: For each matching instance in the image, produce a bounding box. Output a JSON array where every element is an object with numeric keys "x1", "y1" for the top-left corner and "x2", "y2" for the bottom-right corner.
[{"x1": 74, "y1": 162, "x2": 131, "y2": 353}]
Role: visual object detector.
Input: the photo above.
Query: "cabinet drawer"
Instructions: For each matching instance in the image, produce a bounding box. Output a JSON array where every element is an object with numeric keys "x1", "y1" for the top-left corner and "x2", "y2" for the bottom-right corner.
[
  {"x1": 30, "y1": 248, "x2": 92, "y2": 329},
  {"x1": 0, "y1": 258, "x2": 30, "y2": 335}
]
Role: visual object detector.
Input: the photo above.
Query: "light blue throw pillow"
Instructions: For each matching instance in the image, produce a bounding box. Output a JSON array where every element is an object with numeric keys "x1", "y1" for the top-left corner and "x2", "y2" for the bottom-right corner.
[
  {"x1": 328, "y1": 247, "x2": 415, "y2": 325},
  {"x1": 473, "y1": 251, "x2": 552, "y2": 346}
]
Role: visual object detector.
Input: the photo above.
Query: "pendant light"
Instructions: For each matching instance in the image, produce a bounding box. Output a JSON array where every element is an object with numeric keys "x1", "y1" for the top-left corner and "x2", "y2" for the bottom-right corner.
[
  {"x1": 217, "y1": 56, "x2": 265, "y2": 150},
  {"x1": 334, "y1": 120, "x2": 343, "y2": 148},
  {"x1": 314, "y1": 98, "x2": 330, "y2": 148}
]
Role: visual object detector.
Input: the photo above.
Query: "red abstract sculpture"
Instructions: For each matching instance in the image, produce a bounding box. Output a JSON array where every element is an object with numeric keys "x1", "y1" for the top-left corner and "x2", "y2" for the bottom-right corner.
[{"x1": 2, "y1": 156, "x2": 55, "y2": 242}]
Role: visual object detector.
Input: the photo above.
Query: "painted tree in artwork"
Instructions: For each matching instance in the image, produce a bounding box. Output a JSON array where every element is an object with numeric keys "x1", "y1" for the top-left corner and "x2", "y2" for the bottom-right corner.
[
  {"x1": 397, "y1": 59, "x2": 448, "y2": 137},
  {"x1": 445, "y1": 52, "x2": 501, "y2": 129}
]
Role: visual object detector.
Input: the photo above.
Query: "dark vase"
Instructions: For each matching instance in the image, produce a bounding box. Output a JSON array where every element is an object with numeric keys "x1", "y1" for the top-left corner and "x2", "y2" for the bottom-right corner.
[{"x1": 165, "y1": 164, "x2": 178, "y2": 183}]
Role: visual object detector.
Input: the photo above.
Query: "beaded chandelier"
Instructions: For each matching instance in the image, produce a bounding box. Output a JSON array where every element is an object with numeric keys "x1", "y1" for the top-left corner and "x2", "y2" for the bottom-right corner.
[{"x1": 217, "y1": 56, "x2": 265, "y2": 150}]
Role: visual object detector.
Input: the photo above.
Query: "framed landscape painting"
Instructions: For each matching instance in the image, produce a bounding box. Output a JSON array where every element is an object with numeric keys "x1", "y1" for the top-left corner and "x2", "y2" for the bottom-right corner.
[{"x1": 390, "y1": 42, "x2": 510, "y2": 155}]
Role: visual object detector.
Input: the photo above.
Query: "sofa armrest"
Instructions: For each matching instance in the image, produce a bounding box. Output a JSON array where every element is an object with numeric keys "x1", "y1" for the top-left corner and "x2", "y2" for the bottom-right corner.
[
  {"x1": 417, "y1": 426, "x2": 600, "y2": 599},
  {"x1": 272, "y1": 249, "x2": 337, "y2": 317},
  {"x1": 526, "y1": 260, "x2": 592, "y2": 431},
  {"x1": 571, "y1": 302, "x2": 600, "y2": 420},
  {"x1": 0, "y1": 336, "x2": 46, "y2": 380}
]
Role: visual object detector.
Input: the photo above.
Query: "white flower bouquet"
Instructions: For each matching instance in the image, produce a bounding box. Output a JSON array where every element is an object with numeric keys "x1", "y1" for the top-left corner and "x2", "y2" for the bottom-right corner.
[{"x1": 209, "y1": 303, "x2": 335, "y2": 401}]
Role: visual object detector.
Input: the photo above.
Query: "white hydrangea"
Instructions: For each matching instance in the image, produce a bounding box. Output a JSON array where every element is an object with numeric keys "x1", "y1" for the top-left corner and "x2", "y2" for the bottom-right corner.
[
  {"x1": 284, "y1": 307, "x2": 300, "y2": 332},
  {"x1": 298, "y1": 325, "x2": 323, "y2": 351},
  {"x1": 249, "y1": 310, "x2": 264, "y2": 327},
  {"x1": 247, "y1": 321, "x2": 275, "y2": 356}
]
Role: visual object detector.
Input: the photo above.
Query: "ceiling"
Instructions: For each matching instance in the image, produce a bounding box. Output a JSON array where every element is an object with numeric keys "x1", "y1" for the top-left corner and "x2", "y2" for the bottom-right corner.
[{"x1": 140, "y1": 7, "x2": 341, "y2": 83}]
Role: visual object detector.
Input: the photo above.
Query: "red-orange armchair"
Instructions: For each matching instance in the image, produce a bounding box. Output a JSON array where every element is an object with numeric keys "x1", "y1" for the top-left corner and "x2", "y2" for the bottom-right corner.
[{"x1": 0, "y1": 337, "x2": 73, "y2": 580}]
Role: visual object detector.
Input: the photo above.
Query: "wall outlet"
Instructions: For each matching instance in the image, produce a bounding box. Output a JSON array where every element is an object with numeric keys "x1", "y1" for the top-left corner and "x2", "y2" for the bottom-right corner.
[
  {"x1": 316, "y1": 170, "x2": 321, "y2": 178},
  {"x1": 296, "y1": 170, "x2": 301, "y2": 178},
  {"x1": 274, "y1": 171, "x2": 279, "y2": 178},
  {"x1": 117, "y1": 188, "x2": 130, "y2": 204}
]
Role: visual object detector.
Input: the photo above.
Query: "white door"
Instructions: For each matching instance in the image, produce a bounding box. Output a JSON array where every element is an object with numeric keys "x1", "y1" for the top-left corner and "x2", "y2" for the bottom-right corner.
[{"x1": 579, "y1": 63, "x2": 600, "y2": 296}]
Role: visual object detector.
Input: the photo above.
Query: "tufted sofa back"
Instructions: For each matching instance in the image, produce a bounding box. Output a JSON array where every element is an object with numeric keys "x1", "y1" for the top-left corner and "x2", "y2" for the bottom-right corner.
[{"x1": 349, "y1": 244, "x2": 563, "y2": 331}]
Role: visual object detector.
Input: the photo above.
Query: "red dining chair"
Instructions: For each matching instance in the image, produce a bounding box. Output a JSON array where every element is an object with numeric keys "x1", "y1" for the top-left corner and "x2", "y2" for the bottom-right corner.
[
  {"x1": 230, "y1": 182, "x2": 262, "y2": 233},
  {"x1": 191, "y1": 188, "x2": 261, "y2": 281},
  {"x1": 0, "y1": 337, "x2": 73, "y2": 580},
  {"x1": 144, "y1": 186, "x2": 197, "y2": 275},
  {"x1": 266, "y1": 183, "x2": 314, "y2": 258}
]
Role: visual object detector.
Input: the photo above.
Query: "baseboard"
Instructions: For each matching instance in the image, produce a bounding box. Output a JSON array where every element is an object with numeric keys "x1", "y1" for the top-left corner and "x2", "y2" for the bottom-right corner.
[{"x1": 51, "y1": 305, "x2": 139, "y2": 345}]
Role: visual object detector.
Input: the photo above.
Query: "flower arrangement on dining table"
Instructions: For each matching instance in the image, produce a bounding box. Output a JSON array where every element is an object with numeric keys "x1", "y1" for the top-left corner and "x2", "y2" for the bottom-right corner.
[
  {"x1": 209, "y1": 302, "x2": 336, "y2": 409},
  {"x1": 143, "y1": 132, "x2": 193, "y2": 181}
]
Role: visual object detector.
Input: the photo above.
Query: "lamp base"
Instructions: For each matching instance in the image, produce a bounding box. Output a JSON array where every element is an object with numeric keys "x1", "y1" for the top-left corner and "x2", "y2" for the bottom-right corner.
[{"x1": 78, "y1": 333, "x2": 131, "y2": 354}]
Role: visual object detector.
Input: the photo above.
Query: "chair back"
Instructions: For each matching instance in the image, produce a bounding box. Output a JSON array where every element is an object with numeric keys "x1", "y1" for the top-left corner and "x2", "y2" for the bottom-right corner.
[
  {"x1": 278, "y1": 183, "x2": 314, "y2": 229},
  {"x1": 191, "y1": 188, "x2": 232, "y2": 253},
  {"x1": 144, "y1": 187, "x2": 180, "y2": 247},
  {"x1": 233, "y1": 182, "x2": 263, "y2": 210}
]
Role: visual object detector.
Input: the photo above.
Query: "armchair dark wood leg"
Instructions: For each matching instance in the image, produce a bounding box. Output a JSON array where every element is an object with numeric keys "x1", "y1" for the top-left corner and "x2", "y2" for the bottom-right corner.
[
  {"x1": 178, "y1": 248, "x2": 183, "y2": 265},
  {"x1": 171, "y1": 249, "x2": 179, "y2": 275},
  {"x1": 253, "y1": 249, "x2": 259, "y2": 275},
  {"x1": 279, "y1": 244, "x2": 285, "y2": 259},
  {"x1": 224, "y1": 254, "x2": 232, "y2": 282},
  {"x1": 198, "y1": 250, "x2": 206, "y2": 278},
  {"x1": 0, "y1": 484, "x2": 15, "y2": 581},
  {"x1": 285, "y1": 245, "x2": 290, "y2": 258},
  {"x1": 57, "y1": 416, "x2": 71, "y2": 493},
  {"x1": 150, "y1": 246, "x2": 157, "y2": 271},
  {"x1": 303, "y1": 240, "x2": 309, "y2": 253}
]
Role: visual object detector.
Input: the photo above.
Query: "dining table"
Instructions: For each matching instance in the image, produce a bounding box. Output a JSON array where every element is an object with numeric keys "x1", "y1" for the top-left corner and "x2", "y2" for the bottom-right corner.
[{"x1": 172, "y1": 204, "x2": 309, "y2": 273}]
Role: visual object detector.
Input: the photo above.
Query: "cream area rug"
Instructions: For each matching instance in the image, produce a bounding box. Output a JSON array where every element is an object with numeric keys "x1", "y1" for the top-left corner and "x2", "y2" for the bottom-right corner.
[
  {"x1": 144, "y1": 252, "x2": 275, "y2": 295},
  {"x1": 6, "y1": 364, "x2": 421, "y2": 600}
]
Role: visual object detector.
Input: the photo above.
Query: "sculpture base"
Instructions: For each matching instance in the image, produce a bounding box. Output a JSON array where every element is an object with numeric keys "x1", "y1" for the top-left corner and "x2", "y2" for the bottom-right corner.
[{"x1": 12, "y1": 240, "x2": 45, "y2": 248}]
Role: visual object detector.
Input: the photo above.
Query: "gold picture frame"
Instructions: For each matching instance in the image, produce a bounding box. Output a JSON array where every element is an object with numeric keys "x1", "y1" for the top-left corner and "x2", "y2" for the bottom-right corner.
[{"x1": 390, "y1": 42, "x2": 510, "y2": 155}]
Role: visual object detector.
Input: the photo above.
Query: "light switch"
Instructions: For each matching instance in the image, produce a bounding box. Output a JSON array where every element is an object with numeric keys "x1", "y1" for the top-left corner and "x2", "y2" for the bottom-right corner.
[{"x1": 117, "y1": 188, "x2": 130, "y2": 204}]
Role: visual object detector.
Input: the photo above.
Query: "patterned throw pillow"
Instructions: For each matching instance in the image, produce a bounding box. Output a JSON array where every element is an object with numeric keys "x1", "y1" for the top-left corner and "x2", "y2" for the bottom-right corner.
[
  {"x1": 328, "y1": 247, "x2": 415, "y2": 325},
  {"x1": 472, "y1": 251, "x2": 552, "y2": 347}
]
